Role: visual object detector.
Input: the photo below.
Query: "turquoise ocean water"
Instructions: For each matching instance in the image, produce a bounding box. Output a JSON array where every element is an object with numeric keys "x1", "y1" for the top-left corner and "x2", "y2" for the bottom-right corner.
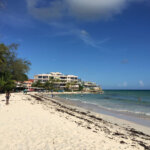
[{"x1": 59, "y1": 90, "x2": 150, "y2": 126}]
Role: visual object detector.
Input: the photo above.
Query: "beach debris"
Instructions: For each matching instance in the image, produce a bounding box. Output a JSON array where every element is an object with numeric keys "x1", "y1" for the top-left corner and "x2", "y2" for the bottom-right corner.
[
  {"x1": 120, "y1": 141, "x2": 126, "y2": 144},
  {"x1": 28, "y1": 93, "x2": 150, "y2": 150}
]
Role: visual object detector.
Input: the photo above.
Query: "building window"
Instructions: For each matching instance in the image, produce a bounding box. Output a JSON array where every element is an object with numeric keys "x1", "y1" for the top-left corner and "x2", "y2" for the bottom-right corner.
[
  {"x1": 38, "y1": 76, "x2": 42, "y2": 78},
  {"x1": 60, "y1": 84, "x2": 66, "y2": 86},
  {"x1": 60, "y1": 77, "x2": 67, "y2": 79},
  {"x1": 43, "y1": 76, "x2": 48, "y2": 79}
]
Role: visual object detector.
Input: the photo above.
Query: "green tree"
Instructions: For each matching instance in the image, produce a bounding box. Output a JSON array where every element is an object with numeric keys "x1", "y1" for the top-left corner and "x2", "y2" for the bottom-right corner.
[
  {"x1": 79, "y1": 84, "x2": 83, "y2": 91},
  {"x1": 43, "y1": 81, "x2": 51, "y2": 91},
  {"x1": 65, "y1": 82, "x2": 71, "y2": 91},
  {"x1": 0, "y1": 43, "x2": 31, "y2": 92},
  {"x1": 32, "y1": 80, "x2": 43, "y2": 88},
  {"x1": 65, "y1": 81, "x2": 79, "y2": 91},
  {"x1": 1, "y1": 43, "x2": 30, "y2": 81},
  {"x1": 0, "y1": 72, "x2": 15, "y2": 92},
  {"x1": 49, "y1": 78, "x2": 57, "y2": 91}
]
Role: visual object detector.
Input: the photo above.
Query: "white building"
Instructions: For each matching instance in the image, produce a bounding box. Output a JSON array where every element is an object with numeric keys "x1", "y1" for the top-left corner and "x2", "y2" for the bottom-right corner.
[
  {"x1": 83, "y1": 82, "x2": 102, "y2": 92},
  {"x1": 34, "y1": 72, "x2": 78, "y2": 83},
  {"x1": 34, "y1": 72, "x2": 79, "y2": 90}
]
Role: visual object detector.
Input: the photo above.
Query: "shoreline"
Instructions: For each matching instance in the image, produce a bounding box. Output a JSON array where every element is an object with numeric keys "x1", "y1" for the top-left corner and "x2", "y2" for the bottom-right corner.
[
  {"x1": 41, "y1": 93, "x2": 150, "y2": 134},
  {"x1": 0, "y1": 92, "x2": 150, "y2": 149},
  {"x1": 32, "y1": 93, "x2": 150, "y2": 149},
  {"x1": 41, "y1": 91, "x2": 104, "y2": 95},
  {"x1": 47, "y1": 93, "x2": 150, "y2": 128}
]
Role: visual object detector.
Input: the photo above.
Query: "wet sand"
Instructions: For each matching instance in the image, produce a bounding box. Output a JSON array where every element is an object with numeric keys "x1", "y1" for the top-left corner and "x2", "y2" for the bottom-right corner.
[{"x1": 46, "y1": 94, "x2": 150, "y2": 127}]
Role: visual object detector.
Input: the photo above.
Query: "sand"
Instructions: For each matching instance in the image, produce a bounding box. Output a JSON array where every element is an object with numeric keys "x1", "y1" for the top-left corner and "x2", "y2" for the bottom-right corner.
[{"x1": 0, "y1": 92, "x2": 150, "y2": 150}]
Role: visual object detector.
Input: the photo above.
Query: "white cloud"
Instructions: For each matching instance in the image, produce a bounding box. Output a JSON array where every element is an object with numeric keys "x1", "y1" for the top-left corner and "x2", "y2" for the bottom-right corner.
[
  {"x1": 51, "y1": 28, "x2": 109, "y2": 48},
  {"x1": 75, "y1": 29, "x2": 110, "y2": 48},
  {"x1": 139, "y1": 80, "x2": 144, "y2": 86},
  {"x1": 26, "y1": 0, "x2": 147, "y2": 21},
  {"x1": 25, "y1": 0, "x2": 146, "y2": 48},
  {"x1": 66, "y1": 0, "x2": 127, "y2": 21},
  {"x1": 78, "y1": 30, "x2": 99, "y2": 48}
]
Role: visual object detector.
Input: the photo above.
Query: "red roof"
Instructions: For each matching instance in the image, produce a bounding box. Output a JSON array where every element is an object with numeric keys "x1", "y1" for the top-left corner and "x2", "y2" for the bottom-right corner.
[{"x1": 28, "y1": 79, "x2": 34, "y2": 82}]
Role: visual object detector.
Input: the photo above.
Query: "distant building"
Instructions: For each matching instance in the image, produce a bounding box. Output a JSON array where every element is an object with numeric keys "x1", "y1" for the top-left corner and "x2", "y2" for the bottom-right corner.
[
  {"x1": 34, "y1": 72, "x2": 79, "y2": 90},
  {"x1": 83, "y1": 82, "x2": 102, "y2": 92},
  {"x1": 33, "y1": 72, "x2": 103, "y2": 92},
  {"x1": 15, "y1": 79, "x2": 34, "y2": 92},
  {"x1": 34, "y1": 72, "x2": 78, "y2": 83},
  {"x1": 23, "y1": 79, "x2": 34, "y2": 88}
]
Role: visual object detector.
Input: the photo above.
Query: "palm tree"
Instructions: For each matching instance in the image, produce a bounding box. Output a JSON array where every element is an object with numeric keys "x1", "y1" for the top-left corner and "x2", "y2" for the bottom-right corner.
[
  {"x1": 43, "y1": 81, "x2": 51, "y2": 91},
  {"x1": 65, "y1": 82, "x2": 71, "y2": 91}
]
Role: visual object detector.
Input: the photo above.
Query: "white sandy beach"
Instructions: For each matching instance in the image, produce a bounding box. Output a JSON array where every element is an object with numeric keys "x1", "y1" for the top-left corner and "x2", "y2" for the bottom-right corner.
[{"x1": 0, "y1": 93, "x2": 150, "y2": 150}]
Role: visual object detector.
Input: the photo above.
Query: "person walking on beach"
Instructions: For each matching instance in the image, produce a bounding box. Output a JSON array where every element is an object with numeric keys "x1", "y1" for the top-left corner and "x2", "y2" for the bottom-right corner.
[
  {"x1": 23, "y1": 89, "x2": 28, "y2": 94},
  {"x1": 51, "y1": 90, "x2": 54, "y2": 98},
  {"x1": 6, "y1": 91, "x2": 11, "y2": 105}
]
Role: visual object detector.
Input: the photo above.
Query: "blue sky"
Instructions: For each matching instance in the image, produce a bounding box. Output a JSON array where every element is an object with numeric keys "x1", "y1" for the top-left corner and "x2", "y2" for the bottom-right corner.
[{"x1": 0, "y1": 0, "x2": 150, "y2": 89}]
